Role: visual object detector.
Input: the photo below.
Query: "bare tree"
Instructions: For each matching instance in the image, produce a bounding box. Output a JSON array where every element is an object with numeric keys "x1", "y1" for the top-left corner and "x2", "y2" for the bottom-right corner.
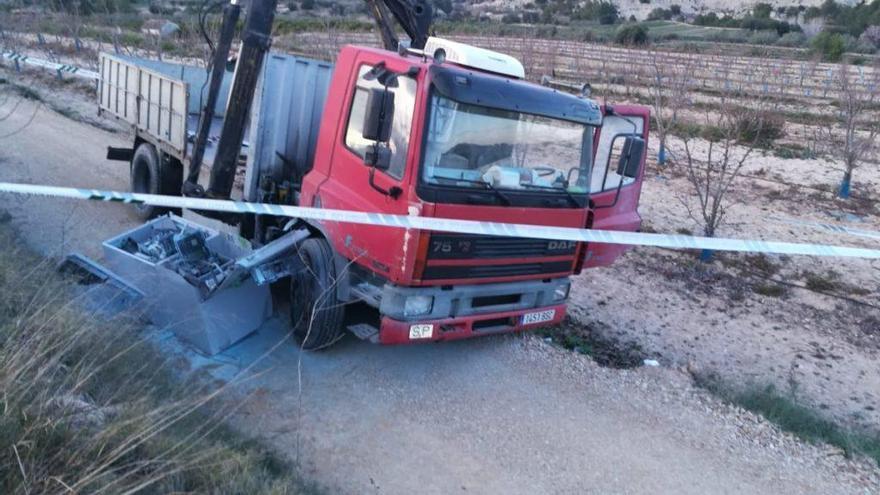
[
  {"x1": 320, "y1": 15, "x2": 340, "y2": 62},
  {"x1": 0, "y1": 2, "x2": 43, "y2": 141},
  {"x1": 1, "y1": 0, "x2": 34, "y2": 54},
  {"x1": 670, "y1": 65, "x2": 775, "y2": 259},
  {"x1": 594, "y1": 55, "x2": 611, "y2": 106},
  {"x1": 648, "y1": 48, "x2": 696, "y2": 166},
  {"x1": 542, "y1": 39, "x2": 561, "y2": 82},
  {"x1": 797, "y1": 121, "x2": 822, "y2": 159},
  {"x1": 516, "y1": 28, "x2": 537, "y2": 79},
  {"x1": 819, "y1": 61, "x2": 880, "y2": 199}
]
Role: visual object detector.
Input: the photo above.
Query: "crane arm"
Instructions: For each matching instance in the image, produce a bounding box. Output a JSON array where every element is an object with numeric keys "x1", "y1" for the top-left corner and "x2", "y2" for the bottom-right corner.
[{"x1": 364, "y1": 0, "x2": 434, "y2": 50}]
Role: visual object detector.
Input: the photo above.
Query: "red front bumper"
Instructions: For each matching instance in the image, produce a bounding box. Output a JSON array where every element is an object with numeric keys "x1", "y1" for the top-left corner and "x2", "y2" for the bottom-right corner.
[{"x1": 378, "y1": 304, "x2": 567, "y2": 345}]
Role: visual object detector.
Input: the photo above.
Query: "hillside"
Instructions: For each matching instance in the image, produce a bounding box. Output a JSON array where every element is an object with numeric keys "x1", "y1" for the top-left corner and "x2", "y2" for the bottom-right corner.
[{"x1": 461, "y1": 0, "x2": 856, "y2": 21}]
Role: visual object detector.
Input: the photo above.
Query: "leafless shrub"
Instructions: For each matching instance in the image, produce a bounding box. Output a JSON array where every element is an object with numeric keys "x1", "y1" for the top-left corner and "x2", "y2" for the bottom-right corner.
[
  {"x1": 671, "y1": 66, "x2": 774, "y2": 239},
  {"x1": 320, "y1": 15, "x2": 341, "y2": 62},
  {"x1": 818, "y1": 61, "x2": 880, "y2": 198},
  {"x1": 648, "y1": 48, "x2": 696, "y2": 165},
  {"x1": 517, "y1": 28, "x2": 537, "y2": 79},
  {"x1": 737, "y1": 108, "x2": 785, "y2": 146}
]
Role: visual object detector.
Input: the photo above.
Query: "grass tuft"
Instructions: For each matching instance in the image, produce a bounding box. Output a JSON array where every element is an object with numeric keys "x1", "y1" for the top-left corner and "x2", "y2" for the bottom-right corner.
[
  {"x1": 11, "y1": 84, "x2": 42, "y2": 101},
  {"x1": 752, "y1": 282, "x2": 786, "y2": 297},
  {"x1": 538, "y1": 317, "x2": 645, "y2": 369},
  {"x1": 802, "y1": 269, "x2": 840, "y2": 292},
  {"x1": 696, "y1": 375, "x2": 880, "y2": 466}
]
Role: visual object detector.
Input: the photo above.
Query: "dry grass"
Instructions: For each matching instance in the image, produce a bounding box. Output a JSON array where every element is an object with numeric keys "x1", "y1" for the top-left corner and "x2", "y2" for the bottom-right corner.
[{"x1": 0, "y1": 223, "x2": 314, "y2": 494}]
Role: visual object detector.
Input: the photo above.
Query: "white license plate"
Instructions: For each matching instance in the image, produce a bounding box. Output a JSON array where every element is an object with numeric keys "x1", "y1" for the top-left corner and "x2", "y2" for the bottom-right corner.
[
  {"x1": 522, "y1": 309, "x2": 556, "y2": 325},
  {"x1": 409, "y1": 324, "x2": 434, "y2": 340}
]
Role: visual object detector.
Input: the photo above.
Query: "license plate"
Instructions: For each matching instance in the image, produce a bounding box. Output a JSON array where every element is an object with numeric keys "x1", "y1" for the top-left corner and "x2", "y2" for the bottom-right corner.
[
  {"x1": 522, "y1": 309, "x2": 556, "y2": 325},
  {"x1": 409, "y1": 324, "x2": 434, "y2": 340}
]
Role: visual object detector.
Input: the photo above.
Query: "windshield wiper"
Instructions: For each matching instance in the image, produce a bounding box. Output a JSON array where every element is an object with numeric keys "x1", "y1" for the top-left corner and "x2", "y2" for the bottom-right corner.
[
  {"x1": 517, "y1": 182, "x2": 580, "y2": 208},
  {"x1": 449, "y1": 177, "x2": 512, "y2": 206}
]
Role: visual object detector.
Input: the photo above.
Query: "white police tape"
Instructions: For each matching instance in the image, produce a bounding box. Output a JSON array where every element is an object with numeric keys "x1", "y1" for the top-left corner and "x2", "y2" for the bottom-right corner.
[
  {"x1": 1, "y1": 52, "x2": 99, "y2": 80},
  {"x1": 1, "y1": 181, "x2": 879, "y2": 259},
  {"x1": 771, "y1": 215, "x2": 880, "y2": 242}
]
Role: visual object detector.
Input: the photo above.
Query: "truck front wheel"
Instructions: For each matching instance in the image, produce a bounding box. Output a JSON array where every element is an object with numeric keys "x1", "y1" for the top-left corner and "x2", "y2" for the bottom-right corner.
[
  {"x1": 130, "y1": 143, "x2": 182, "y2": 220},
  {"x1": 290, "y1": 238, "x2": 345, "y2": 350}
]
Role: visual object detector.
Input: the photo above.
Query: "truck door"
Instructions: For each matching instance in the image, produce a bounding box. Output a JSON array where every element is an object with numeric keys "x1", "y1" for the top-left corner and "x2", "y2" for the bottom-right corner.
[
  {"x1": 314, "y1": 51, "x2": 421, "y2": 283},
  {"x1": 582, "y1": 106, "x2": 649, "y2": 268}
]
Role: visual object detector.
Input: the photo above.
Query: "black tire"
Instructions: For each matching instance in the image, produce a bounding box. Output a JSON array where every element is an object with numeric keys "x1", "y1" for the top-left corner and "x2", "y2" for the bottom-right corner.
[
  {"x1": 290, "y1": 238, "x2": 345, "y2": 350},
  {"x1": 130, "y1": 143, "x2": 182, "y2": 220}
]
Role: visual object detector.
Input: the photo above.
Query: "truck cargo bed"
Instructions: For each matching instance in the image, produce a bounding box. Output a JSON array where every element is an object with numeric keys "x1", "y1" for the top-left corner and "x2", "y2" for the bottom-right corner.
[{"x1": 98, "y1": 52, "x2": 333, "y2": 202}]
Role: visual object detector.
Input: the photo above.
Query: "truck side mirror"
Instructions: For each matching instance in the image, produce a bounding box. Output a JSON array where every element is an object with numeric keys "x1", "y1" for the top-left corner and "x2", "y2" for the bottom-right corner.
[
  {"x1": 365, "y1": 145, "x2": 392, "y2": 171},
  {"x1": 616, "y1": 135, "x2": 645, "y2": 179},
  {"x1": 362, "y1": 88, "x2": 395, "y2": 142}
]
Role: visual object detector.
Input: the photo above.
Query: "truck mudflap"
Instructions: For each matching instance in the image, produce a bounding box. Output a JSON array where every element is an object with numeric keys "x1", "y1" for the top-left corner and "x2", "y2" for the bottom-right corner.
[{"x1": 378, "y1": 303, "x2": 566, "y2": 344}]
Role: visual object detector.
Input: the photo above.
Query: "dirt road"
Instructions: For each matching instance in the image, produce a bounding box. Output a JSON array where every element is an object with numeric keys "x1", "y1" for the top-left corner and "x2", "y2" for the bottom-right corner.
[{"x1": 0, "y1": 80, "x2": 877, "y2": 493}]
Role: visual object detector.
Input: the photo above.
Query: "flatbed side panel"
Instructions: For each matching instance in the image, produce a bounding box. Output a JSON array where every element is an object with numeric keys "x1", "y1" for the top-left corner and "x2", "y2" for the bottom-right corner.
[
  {"x1": 109, "y1": 55, "x2": 233, "y2": 117},
  {"x1": 244, "y1": 54, "x2": 334, "y2": 202},
  {"x1": 99, "y1": 54, "x2": 140, "y2": 127},
  {"x1": 98, "y1": 53, "x2": 188, "y2": 157}
]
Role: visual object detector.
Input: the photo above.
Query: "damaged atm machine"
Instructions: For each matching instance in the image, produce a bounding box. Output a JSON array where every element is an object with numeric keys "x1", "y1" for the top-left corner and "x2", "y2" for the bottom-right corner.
[{"x1": 66, "y1": 213, "x2": 302, "y2": 355}]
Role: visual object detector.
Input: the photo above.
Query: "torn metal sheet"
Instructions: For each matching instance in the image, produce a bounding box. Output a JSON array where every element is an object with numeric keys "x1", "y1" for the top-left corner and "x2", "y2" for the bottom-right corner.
[
  {"x1": 58, "y1": 253, "x2": 145, "y2": 316},
  {"x1": 235, "y1": 227, "x2": 310, "y2": 285}
]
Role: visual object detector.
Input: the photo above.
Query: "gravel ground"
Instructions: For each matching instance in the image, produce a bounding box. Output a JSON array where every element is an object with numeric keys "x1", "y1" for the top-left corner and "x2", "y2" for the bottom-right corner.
[
  {"x1": 568, "y1": 130, "x2": 880, "y2": 433},
  {"x1": 0, "y1": 73, "x2": 878, "y2": 494}
]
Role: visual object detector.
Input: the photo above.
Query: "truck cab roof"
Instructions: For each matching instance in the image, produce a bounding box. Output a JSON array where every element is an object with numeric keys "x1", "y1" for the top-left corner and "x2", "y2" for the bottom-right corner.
[{"x1": 341, "y1": 44, "x2": 603, "y2": 126}]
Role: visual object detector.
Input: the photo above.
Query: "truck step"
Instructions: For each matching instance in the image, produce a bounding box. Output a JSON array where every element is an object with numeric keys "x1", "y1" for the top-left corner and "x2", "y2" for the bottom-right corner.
[
  {"x1": 347, "y1": 323, "x2": 379, "y2": 343},
  {"x1": 351, "y1": 282, "x2": 383, "y2": 306}
]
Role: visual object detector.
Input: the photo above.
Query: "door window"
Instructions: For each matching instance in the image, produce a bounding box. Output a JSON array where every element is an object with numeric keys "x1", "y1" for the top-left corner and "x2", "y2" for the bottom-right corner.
[
  {"x1": 344, "y1": 65, "x2": 417, "y2": 179},
  {"x1": 592, "y1": 115, "x2": 644, "y2": 192}
]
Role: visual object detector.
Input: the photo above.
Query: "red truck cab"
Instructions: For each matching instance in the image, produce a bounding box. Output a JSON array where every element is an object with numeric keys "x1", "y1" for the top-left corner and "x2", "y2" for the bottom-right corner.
[{"x1": 297, "y1": 40, "x2": 649, "y2": 345}]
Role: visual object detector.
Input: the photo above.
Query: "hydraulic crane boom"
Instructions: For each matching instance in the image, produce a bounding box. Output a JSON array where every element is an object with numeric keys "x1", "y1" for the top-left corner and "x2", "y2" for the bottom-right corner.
[
  {"x1": 186, "y1": 0, "x2": 434, "y2": 205},
  {"x1": 185, "y1": 0, "x2": 278, "y2": 203},
  {"x1": 363, "y1": 0, "x2": 434, "y2": 50}
]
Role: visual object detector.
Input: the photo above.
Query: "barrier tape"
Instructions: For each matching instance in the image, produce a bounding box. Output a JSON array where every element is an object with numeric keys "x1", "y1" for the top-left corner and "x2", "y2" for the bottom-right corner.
[
  {"x1": 771, "y1": 215, "x2": 880, "y2": 242},
  {"x1": 1, "y1": 52, "x2": 99, "y2": 80},
  {"x1": 1, "y1": 182, "x2": 879, "y2": 260}
]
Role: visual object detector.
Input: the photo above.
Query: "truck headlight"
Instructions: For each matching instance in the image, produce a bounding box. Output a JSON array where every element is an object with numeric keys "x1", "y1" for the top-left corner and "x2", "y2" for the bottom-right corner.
[
  {"x1": 404, "y1": 295, "x2": 434, "y2": 317},
  {"x1": 553, "y1": 283, "x2": 570, "y2": 302}
]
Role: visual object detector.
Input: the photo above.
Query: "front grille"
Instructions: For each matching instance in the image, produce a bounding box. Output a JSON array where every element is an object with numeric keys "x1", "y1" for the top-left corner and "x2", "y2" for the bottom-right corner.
[
  {"x1": 427, "y1": 234, "x2": 578, "y2": 260},
  {"x1": 473, "y1": 317, "x2": 515, "y2": 331},
  {"x1": 472, "y1": 294, "x2": 521, "y2": 307},
  {"x1": 422, "y1": 261, "x2": 573, "y2": 280}
]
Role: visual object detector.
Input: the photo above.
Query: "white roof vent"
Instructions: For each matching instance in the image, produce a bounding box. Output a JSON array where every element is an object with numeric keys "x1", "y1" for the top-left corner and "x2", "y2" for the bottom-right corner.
[{"x1": 423, "y1": 37, "x2": 525, "y2": 79}]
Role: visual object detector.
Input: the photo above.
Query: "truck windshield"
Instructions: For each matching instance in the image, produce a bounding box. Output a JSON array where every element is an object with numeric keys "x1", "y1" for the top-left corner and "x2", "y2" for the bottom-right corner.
[{"x1": 422, "y1": 94, "x2": 593, "y2": 194}]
